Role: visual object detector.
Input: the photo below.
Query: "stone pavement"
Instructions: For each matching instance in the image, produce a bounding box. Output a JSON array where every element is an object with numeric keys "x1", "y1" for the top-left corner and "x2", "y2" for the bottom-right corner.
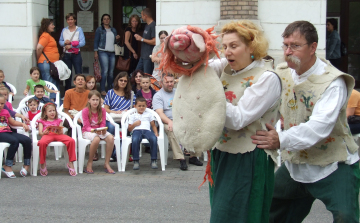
[{"x1": 1, "y1": 149, "x2": 334, "y2": 223}]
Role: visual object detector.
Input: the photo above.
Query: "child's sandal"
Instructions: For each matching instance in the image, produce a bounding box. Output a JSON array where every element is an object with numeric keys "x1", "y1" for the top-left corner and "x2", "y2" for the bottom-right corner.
[
  {"x1": 40, "y1": 162, "x2": 48, "y2": 176},
  {"x1": 20, "y1": 166, "x2": 28, "y2": 177}
]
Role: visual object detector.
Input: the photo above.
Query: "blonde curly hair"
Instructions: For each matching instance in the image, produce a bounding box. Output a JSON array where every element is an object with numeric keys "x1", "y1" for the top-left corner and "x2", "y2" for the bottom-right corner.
[{"x1": 221, "y1": 20, "x2": 268, "y2": 60}]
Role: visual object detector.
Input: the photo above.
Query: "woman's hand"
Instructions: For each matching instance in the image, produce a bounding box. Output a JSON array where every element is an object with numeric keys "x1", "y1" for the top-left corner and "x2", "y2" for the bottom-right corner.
[
  {"x1": 116, "y1": 35, "x2": 120, "y2": 40},
  {"x1": 133, "y1": 53, "x2": 138, "y2": 60},
  {"x1": 64, "y1": 40, "x2": 71, "y2": 45},
  {"x1": 65, "y1": 45, "x2": 71, "y2": 50},
  {"x1": 94, "y1": 51, "x2": 98, "y2": 60}
]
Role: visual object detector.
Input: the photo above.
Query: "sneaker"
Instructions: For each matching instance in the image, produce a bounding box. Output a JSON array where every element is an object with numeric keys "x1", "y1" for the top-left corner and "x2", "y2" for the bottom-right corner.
[
  {"x1": 180, "y1": 159, "x2": 188, "y2": 170},
  {"x1": 189, "y1": 157, "x2": 203, "y2": 166},
  {"x1": 133, "y1": 161, "x2": 140, "y2": 170},
  {"x1": 151, "y1": 160, "x2": 158, "y2": 169}
]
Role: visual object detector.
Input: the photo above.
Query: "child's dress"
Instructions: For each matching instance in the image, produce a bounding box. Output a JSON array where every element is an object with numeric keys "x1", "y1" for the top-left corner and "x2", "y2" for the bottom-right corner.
[
  {"x1": 27, "y1": 110, "x2": 41, "y2": 121},
  {"x1": 82, "y1": 107, "x2": 111, "y2": 140},
  {"x1": 37, "y1": 118, "x2": 76, "y2": 164}
]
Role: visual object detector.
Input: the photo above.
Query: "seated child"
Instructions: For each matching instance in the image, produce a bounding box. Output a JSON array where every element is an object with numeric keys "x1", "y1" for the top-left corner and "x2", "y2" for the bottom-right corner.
[
  {"x1": 37, "y1": 102, "x2": 76, "y2": 176},
  {"x1": 0, "y1": 94, "x2": 32, "y2": 178},
  {"x1": 25, "y1": 98, "x2": 40, "y2": 121},
  {"x1": 128, "y1": 97, "x2": 159, "y2": 170},
  {"x1": 135, "y1": 76, "x2": 157, "y2": 109},
  {"x1": 0, "y1": 70, "x2": 14, "y2": 97},
  {"x1": 23, "y1": 67, "x2": 58, "y2": 99},
  {"x1": 32, "y1": 85, "x2": 53, "y2": 104},
  {"x1": 82, "y1": 90, "x2": 115, "y2": 174},
  {"x1": 0, "y1": 87, "x2": 13, "y2": 111}
]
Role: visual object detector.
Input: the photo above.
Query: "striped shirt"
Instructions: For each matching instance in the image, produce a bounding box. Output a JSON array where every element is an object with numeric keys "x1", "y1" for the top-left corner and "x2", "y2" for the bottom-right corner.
[{"x1": 104, "y1": 89, "x2": 136, "y2": 111}]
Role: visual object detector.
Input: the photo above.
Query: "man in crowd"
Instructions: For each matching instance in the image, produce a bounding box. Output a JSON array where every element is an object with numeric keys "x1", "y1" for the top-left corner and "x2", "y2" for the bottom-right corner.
[
  {"x1": 63, "y1": 74, "x2": 90, "y2": 136},
  {"x1": 252, "y1": 21, "x2": 359, "y2": 222},
  {"x1": 153, "y1": 74, "x2": 203, "y2": 170},
  {"x1": 134, "y1": 8, "x2": 156, "y2": 74}
]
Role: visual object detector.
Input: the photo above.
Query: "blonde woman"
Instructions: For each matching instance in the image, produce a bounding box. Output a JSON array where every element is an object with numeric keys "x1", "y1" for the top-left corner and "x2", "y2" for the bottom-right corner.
[{"x1": 208, "y1": 20, "x2": 281, "y2": 222}]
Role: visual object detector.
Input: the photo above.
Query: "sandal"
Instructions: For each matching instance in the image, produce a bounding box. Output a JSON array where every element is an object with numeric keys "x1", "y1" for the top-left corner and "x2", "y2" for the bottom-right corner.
[
  {"x1": 1, "y1": 167, "x2": 16, "y2": 178},
  {"x1": 67, "y1": 163, "x2": 77, "y2": 176},
  {"x1": 20, "y1": 166, "x2": 28, "y2": 177},
  {"x1": 40, "y1": 162, "x2": 48, "y2": 176}
]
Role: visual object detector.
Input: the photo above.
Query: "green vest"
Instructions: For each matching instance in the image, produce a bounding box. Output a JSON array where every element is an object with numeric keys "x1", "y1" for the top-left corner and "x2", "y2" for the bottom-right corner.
[
  {"x1": 214, "y1": 61, "x2": 281, "y2": 162},
  {"x1": 277, "y1": 58, "x2": 358, "y2": 166}
]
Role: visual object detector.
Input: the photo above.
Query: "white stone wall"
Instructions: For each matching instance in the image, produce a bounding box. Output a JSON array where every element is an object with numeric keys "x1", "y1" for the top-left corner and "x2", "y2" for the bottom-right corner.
[
  {"x1": 0, "y1": 0, "x2": 48, "y2": 99},
  {"x1": 258, "y1": 0, "x2": 326, "y2": 66},
  {"x1": 156, "y1": 0, "x2": 221, "y2": 45}
]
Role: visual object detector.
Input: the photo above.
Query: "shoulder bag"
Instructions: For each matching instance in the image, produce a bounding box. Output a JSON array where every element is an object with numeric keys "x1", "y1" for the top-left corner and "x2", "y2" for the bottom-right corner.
[
  {"x1": 116, "y1": 34, "x2": 132, "y2": 71},
  {"x1": 42, "y1": 52, "x2": 59, "y2": 80}
]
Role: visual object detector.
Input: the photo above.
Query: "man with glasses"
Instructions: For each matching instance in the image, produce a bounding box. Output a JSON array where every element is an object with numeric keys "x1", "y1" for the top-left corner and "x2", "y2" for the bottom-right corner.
[
  {"x1": 252, "y1": 21, "x2": 359, "y2": 222},
  {"x1": 134, "y1": 8, "x2": 156, "y2": 74}
]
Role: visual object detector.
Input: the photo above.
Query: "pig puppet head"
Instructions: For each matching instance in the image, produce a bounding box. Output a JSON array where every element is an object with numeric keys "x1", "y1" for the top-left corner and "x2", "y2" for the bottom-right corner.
[{"x1": 157, "y1": 25, "x2": 219, "y2": 77}]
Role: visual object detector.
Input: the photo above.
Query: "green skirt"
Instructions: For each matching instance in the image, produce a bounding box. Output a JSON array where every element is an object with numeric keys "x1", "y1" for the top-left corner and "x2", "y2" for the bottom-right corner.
[{"x1": 209, "y1": 148, "x2": 275, "y2": 223}]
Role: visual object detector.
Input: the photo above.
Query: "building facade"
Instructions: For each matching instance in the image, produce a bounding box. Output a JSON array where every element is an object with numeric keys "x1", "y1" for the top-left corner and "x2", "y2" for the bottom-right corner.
[{"x1": 0, "y1": 0, "x2": 336, "y2": 98}]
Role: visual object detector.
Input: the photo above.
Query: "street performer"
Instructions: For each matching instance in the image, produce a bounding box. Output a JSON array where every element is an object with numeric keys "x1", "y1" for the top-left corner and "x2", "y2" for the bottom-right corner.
[{"x1": 252, "y1": 20, "x2": 360, "y2": 223}]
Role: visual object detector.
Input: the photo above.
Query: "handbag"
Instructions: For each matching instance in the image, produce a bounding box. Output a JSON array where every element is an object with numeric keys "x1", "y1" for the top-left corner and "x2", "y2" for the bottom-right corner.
[
  {"x1": 114, "y1": 43, "x2": 124, "y2": 56},
  {"x1": 93, "y1": 59, "x2": 101, "y2": 82},
  {"x1": 60, "y1": 27, "x2": 78, "y2": 60},
  {"x1": 42, "y1": 52, "x2": 59, "y2": 80},
  {"x1": 116, "y1": 55, "x2": 131, "y2": 71},
  {"x1": 116, "y1": 33, "x2": 132, "y2": 71}
]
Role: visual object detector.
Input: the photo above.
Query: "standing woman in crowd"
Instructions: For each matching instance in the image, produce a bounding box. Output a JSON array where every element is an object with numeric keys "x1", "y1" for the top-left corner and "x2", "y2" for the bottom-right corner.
[
  {"x1": 59, "y1": 13, "x2": 86, "y2": 92},
  {"x1": 94, "y1": 14, "x2": 120, "y2": 96},
  {"x1": 151, "y1": 30, "x2": 168, "y2": 81},
  {"x1": 36, "y1": 18, "x2": 60, "y2": 100},
  {"x1": 208, "y1": 20, "x2": 281, "y2": 222},
  {"x1": 124, "y1": 14, "x2": 142, "y2": 76},
  {"x1": 326, "y1": 18, "x2": 342, "y2": 69}
]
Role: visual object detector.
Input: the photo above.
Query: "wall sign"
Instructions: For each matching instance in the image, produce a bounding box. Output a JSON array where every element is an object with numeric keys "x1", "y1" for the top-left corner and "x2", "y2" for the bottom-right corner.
[
  {"x1": 77, "y1": 0, "x2": 93, "y2": 11},
  {"x1": 77, "y1": 11, "x2": 94, "y2": 32}
]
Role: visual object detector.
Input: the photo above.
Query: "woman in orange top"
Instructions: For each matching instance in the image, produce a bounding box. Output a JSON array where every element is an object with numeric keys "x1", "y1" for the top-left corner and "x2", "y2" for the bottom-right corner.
[
  {"x1": 36, "y1": 18, "x2": 60, "y2": 100},
  {"x1": 346, "y1": 89, "x2": 360, "y2": 134}
]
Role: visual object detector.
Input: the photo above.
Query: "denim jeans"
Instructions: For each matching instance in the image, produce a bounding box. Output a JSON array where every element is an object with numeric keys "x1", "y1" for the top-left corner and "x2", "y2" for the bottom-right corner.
[
  {"x1": 0, "y1": 132, "x2": 32, "y2": 166},
  {"x1": 98, "y1": 51, "x2": 115, "y2": 92},
  {"x1": 131, "y1": 129, "x2": 158, "y2": 161},
  {"x1": 62, "y1": 52, "x2": 83, "y2": 91},
  {"x1": 38, "y1": 60, "x2": 60, "y2": 99},
  {"x1": 135, "y1": 58, "x2": 154, "y2": 75}
]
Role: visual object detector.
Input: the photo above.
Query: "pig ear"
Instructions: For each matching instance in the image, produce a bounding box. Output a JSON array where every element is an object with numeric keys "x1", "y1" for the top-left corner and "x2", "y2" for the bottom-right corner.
[
  {"x1": 192, "y1": 34, "x2": 205, "y2": 52},
  {"x1": 163, "y1": 35, "x2": 171, "y2": 53}
]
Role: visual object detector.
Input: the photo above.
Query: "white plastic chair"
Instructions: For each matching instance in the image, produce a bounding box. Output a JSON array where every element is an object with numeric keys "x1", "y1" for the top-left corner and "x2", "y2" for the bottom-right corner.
[
  {"x1": 121, "y1": 108, "x2": 166, "y2": 171},
  {"x1": 74, "y1": 110, "x2": 121, "y2": 173},
  {"x1": 30, "y1": 111, "x2": 77, "y2": 176},
  {"x1": 6, "y1": 82, "x2": 17, "y2": 104},
  {"x1": 18, "y1": 95, "x2": 45, "y2": 110},
  {"x1": 0, "y1": 143, "x2": 11, "y2": 179}
]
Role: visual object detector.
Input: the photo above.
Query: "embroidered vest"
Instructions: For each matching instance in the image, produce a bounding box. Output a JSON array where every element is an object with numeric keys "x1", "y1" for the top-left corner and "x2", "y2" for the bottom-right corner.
[
  {"x1": 214, "y1": 61, "x2": 281, "y2": 162},
  {"x1": 277, "y1": 58, "x2": 358, "y2": 166}
]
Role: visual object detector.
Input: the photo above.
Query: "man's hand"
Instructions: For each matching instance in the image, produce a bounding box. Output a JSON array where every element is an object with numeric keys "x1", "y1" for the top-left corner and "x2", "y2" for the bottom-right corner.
[
  {"x1": 134, "y1": 34, "x2": 142, "y2": 41},
  {"x1": 167, "y1": 120, "x2": 173, "y2": 132},
  {"x1": 250, "y1": 123, "x2": 280, "y2": 150}
]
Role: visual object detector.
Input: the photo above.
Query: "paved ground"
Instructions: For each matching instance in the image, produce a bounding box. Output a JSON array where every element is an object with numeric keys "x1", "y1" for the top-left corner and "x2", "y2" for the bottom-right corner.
[{"x1": 1, "y1": 149, "x2": 334, "y2": 223}]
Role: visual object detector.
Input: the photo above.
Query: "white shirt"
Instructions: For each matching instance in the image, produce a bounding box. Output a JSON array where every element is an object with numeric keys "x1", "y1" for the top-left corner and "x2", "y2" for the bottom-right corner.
[
  {"x1": 128, "y1": 110, "x2": 155, "y2": 131},
  {"x1": 279, "y1": 57, "x2": 359, "y2": 183},
  {"x1": 62, "y1": 26, "x2": 80, "y2": 53},
  {"x1": 209, "y1": 58, "x2": 281, "y2": 130}
]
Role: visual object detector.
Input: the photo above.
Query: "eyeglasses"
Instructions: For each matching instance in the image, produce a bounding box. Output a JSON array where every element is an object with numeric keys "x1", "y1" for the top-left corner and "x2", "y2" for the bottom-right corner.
[
  {"x1": 119, "y1": 80, "x2": 128, "y2": 82},
  {"x1": 281, "y1": 43, "x2": 308, "y2": 51}
]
